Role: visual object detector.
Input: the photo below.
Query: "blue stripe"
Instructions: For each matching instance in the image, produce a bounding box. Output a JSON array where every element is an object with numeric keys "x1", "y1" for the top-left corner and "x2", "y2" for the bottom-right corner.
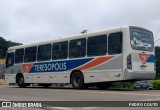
[
  {"x1": 29, "y1": 58, "x2": 93, "y2": 73},
  {"x1": 146, "y1": 54, "x2": 155, "y2": 63}
]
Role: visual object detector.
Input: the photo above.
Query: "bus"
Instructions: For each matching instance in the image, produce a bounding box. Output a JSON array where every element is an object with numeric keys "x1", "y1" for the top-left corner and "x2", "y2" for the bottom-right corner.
[{"x1": 5, "y1": 26, "x2": 156, "y2": 89}]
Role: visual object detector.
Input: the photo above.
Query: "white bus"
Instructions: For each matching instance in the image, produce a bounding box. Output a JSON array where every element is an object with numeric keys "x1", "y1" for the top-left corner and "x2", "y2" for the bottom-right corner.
[{"x1": 5, "y1": 26, "x2": 155, "y2": 89}]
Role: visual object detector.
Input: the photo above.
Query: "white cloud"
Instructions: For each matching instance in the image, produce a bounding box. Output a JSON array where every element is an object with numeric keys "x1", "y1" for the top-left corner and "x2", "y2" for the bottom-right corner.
[{"x1": 0, "y1": 0, "x2": 160, "y2": 45}]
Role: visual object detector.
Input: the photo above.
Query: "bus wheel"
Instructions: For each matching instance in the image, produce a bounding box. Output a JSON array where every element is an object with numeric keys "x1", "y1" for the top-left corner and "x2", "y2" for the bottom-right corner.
[
  {"x1": 71, "y1": 71, "x2": 84, "y2": 89},
  {"x1": 17, "y1": 75, "x2": 26, "y2": 88},
  {"x1": 96, "y1": 82, "x2": 111, "y2": 90}
]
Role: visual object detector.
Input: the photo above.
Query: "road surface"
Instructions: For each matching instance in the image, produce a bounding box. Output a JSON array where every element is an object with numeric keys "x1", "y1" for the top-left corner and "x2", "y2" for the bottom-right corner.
[{"x1": 0, "y1": 85, "x2": 160, "y2": 110}]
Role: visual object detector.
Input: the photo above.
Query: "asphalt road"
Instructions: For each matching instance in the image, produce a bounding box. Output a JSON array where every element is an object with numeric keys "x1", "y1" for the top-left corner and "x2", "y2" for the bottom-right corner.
[{"x1": 0, "y1": 85, "x2": 160, "y2": 110}]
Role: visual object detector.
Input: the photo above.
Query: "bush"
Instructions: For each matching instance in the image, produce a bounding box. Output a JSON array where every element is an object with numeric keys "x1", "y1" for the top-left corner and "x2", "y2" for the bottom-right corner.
[
  {"x1": 112, "y1": 82, "x2": 135, "y2": 89},
  {"x1": 152, "y1": 80, "x2": 160, "y2": 90}
]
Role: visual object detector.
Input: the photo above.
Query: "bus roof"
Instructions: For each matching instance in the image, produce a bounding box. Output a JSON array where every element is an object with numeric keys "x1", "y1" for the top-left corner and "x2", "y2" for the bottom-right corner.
[{"x1": 8, "y1": 26, "x2": 147, "y2": 51}]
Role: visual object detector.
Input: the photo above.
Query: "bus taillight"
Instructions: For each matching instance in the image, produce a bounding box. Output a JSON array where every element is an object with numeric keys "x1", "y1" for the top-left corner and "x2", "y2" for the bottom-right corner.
[{"x1": 127, "y1": 54, "x2": 132, "y2": 70}]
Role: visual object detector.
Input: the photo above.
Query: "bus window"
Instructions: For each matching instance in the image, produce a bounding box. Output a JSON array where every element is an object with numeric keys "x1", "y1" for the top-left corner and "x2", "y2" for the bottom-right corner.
[
  {"x1": 24, "y1": 46, "x2": 37, "y2": 62},
  {"x1": 130, "y1": 28, "x2": 154, "y2": 52},
  {"x1": 52, "y1": 41, "x2": 68, "y2": 60},
  {"x1": 87, "y1": 35, "x2": 107, "y2": 56},
  {"x1": 6, "y1": 52, "x2": 14, "y2": 68},
  {"x1": 69, "y1": 38, "x2": 86, "y2": 58},
  {"x1": 37, "y1": 44, "x2": 51, "y2": 61},
  {"x1": 15, "y1": 48, "x2": 24, "y2": 63},
  {"x1": 108, "y1": 32, "x2": 122, "y2": 55}
]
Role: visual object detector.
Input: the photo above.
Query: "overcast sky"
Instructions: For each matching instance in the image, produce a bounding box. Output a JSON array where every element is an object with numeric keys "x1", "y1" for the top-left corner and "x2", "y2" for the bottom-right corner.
[{"x1": 0, "y1": 0, "x2": 160, "y2": 45}]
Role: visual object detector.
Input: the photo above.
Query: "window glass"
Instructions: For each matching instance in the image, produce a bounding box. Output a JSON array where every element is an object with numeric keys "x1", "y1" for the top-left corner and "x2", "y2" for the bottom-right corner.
[
  {"x1": 69, "y1": 38, "x2": 86, "y2": 58},
  {"x1": 87, "y1": 35, "x2": 107, "y2": 56},
  {"x1": 37, "y1": 44, "x2": 51, "y2": 61},
  {"x1": 130, "y1": 28, "x2": 154, "y2": 52},
  {"x1": 24, "y1": 46, "x2": 37, "y2": 62},
  {"x1": 6, "y1": 52, "x2": 14, "y2": 68},
  {"x1": 52, "y1": 41, "x2": 68, "y2": 60},
  {"x1": 108, "y1": 32, "x2": 122, "y2": 54},
  {"x1": 15, "y1": 49, "x2": 24, "y2": 63}
]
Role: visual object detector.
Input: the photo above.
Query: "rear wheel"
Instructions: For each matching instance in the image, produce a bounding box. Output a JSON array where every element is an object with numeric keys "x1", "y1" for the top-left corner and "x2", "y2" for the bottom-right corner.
[
  {"x1": 71, "y1": 71, "x2": 85, "y2": 89},
  {"x1": 96, "y1": 82, "x2": 111, "y2": 90},
  {"x1": 17, "y1": 75, "x2": 26, "y2": 88}
]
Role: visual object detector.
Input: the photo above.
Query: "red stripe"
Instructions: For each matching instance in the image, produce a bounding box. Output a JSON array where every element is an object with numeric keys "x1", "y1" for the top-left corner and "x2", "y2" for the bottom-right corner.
[{"x1": 74, "y1": 56, "x2": 113, "y2": 70}]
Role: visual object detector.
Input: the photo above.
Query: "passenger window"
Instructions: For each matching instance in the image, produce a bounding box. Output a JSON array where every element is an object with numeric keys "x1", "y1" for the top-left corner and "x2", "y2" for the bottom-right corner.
[
  {"x1": 37, "y1": 44, "x2": 51, "y2": 61},
  {"x1": 15, "y1": 49, "x2": 24, "y2": 63},
  {"x1": 108, "y1": 32, "x2": 122, "y2": 55},
  {"x1": 69, "y1": 38, "x2": 86, "y2": 58},
  {"x1": 87, "y1": 35, "x2": 107, "y2": 56},
  {"x1": 52, "y1": 41, "x2": 68, "y2": 60},
  {"x1": 24, "y1": 46, "x2": 37, "y2": 62},
  {"x1": 6, "y1": 52, "x2": 14, "y2": 68}
]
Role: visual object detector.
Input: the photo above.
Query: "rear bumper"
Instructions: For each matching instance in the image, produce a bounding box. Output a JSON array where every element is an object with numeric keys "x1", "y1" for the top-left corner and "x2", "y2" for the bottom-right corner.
[{"x1": 124, "y1": 69, "x2": 156, "y2": 80}]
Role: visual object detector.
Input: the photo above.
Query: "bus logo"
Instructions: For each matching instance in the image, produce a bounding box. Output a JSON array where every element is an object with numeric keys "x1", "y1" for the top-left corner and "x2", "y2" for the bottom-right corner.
[
  {"x1": 22, "y1": 64, "x2": 33, "y2": 73},
  {"x1": 139, "y1": 54, "x2": 149, "y2": 64}
]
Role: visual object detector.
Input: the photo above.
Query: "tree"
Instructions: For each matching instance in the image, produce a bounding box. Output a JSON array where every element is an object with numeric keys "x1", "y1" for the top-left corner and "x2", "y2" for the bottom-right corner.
[
  {"x1": 155, "y1": 46, "x2": 160, "y2": 79},
  {"x1": 0, "y1": 37, "x2": 22, "y2": 58}
]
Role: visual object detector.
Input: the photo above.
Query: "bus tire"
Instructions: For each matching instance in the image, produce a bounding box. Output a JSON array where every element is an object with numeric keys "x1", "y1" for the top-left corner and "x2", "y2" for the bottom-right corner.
[
  {"x1": 96, "y1": 82, "x2": 111, "y2": 90},
  {"x1": 17, "y1": 74, "x2": 26, "y2": 88},
  {"x1": 71, "y1": 71, "x2": 85, "y2": 89}
]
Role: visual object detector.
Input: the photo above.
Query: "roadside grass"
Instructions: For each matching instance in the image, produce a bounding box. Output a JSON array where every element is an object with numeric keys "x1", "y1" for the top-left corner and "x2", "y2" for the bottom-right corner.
[{"x1": 0, "y1": 79, "x2": 5, "y2": 85}]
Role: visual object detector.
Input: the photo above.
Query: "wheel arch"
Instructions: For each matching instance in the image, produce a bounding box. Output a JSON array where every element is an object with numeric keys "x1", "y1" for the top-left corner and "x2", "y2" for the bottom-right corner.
[
  {"x1": 70, "y1": 70, "x2": 84, "y2": 84},
  {"x1": 16, "y1": 73, "x2": 24, "y2": 83}
]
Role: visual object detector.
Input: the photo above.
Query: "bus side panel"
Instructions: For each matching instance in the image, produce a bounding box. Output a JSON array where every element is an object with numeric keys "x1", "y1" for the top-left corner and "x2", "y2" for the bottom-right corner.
[
  {"x1": 23, "y1": 74, "x2": 33, "y2": 83},
  {"x1": 24, "y1": 72, "x2": 70, "y2": 84},
  {"x1": 83, "y1": 55, "x2": 123, "y2": 83},
  {"x1": 5, "y1": 74, "x2": 16, "y2": 84},
  {"x1": 49, "y1": 72, "x2": 70, "y2": 83},
  {"x1": 32, "y1": 73, "x2": 50, "y2": 83}
]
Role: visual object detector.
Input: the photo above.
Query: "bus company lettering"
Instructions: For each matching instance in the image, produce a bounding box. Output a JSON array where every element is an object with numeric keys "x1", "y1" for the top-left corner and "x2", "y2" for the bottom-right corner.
[{"x1": 34, "y1": 62, "x2": 67, "y2": 72}]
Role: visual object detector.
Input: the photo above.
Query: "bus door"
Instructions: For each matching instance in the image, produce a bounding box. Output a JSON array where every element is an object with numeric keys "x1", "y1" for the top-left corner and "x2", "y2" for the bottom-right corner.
[{"x1": 5, "y1": 52, "x2": 14, "y2": 73}]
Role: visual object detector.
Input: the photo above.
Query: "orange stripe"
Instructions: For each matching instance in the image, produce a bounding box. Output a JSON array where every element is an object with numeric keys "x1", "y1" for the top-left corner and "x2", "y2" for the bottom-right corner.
[{"x1": 75, "y1": 56, "x2": 113, "y2": 70}]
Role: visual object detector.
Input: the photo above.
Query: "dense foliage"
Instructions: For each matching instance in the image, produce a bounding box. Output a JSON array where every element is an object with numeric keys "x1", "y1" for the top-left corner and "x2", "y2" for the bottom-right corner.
[
  {"x1": 111, "y1": 82, "x2": 135, "y2": 89},
  {"x1": 152, "y1": 80, "x2": 160, "y2": 90},
  {"x1": 155, "y1": 46, "x2": 160, "y2": 79},
  {"x1": 0, "y1": 37, "x2": 22, "y2": 58}
]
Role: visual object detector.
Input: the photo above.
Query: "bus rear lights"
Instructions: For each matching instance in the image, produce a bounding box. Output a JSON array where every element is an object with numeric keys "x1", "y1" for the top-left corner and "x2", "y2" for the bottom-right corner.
[{"x1": 127, "y1": 54, "x2": 132, "y2": 70}]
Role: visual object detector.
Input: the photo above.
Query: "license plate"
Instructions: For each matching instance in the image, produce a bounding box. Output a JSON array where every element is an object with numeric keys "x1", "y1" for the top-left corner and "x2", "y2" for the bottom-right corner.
[{"x1": 140, "y1": 65, "x2": 148, "y2": 69}]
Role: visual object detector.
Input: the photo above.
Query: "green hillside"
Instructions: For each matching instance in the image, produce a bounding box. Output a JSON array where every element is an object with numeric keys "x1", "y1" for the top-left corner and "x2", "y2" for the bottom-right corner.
[{"x1": 0, "y1": 37, "x2": 22, "y2": 58}]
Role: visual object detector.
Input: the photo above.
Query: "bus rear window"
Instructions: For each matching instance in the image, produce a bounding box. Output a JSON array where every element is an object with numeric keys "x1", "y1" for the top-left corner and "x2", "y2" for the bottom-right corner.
[{"x1": 130, "y1": 28, "x2": 154, "y2": 52}]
